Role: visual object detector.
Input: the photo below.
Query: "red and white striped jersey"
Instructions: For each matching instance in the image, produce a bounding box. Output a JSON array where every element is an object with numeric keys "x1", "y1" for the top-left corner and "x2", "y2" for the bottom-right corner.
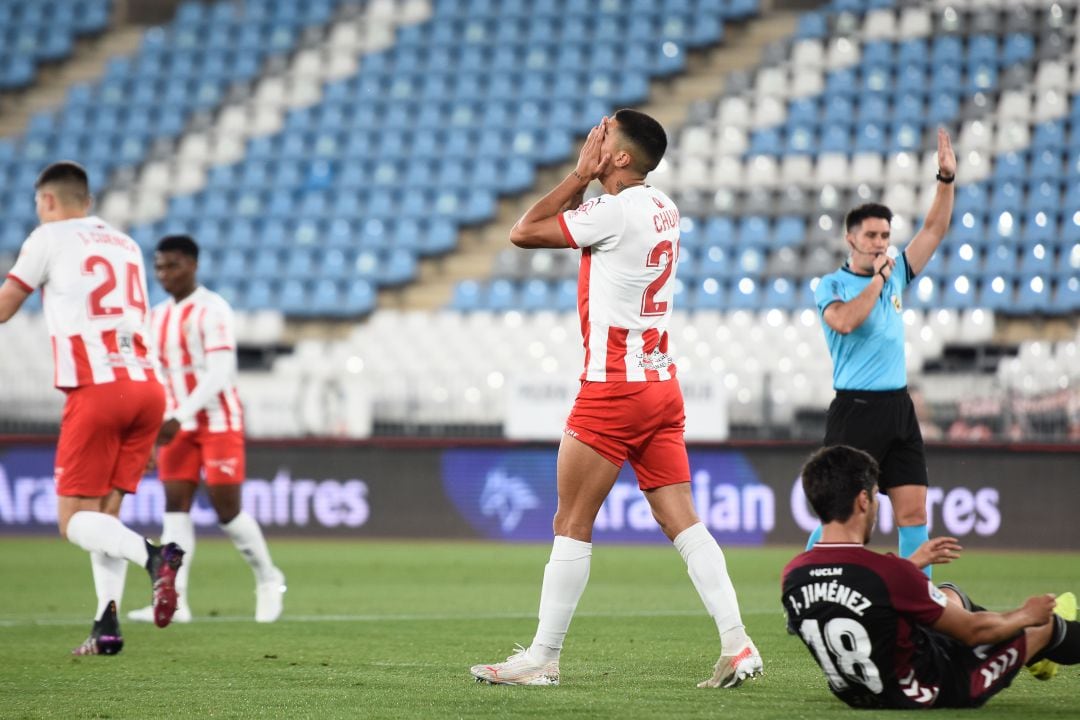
[
  {"x1": 7, "y1": 216, "x2": 157, "y2": 388},
  {"x1": 151, "y1": 286, "x2": 243, "y2": 433},
  {"x1": 558, "y1": 186, "x2": 680, "y2": 382}
]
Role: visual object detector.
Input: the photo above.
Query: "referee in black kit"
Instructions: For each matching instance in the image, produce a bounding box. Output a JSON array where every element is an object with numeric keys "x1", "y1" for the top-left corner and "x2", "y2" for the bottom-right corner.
[{"x1": 805, "y1": 128, "x2": 957, "y2": 577}]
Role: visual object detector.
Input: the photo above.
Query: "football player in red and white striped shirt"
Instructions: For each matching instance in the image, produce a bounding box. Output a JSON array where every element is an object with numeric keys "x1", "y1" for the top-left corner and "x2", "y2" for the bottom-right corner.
[
  {"x1": 471, "y1": 112, "x2": 761, "y2": 688},
  {"x1": 126, "y1": 235, "x2": 284, "y2": 624},
  {"x1": 0, "y1": 162, "x2": 184, "y2": 655}
]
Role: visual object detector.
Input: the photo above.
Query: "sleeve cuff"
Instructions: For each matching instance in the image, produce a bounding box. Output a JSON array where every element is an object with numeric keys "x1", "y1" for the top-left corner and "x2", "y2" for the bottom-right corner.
[
  {"x1": 557, "y1": 214, "x2": 578, "y2": 249},
  {"x1": 204, "y1": 346, "x2": 235, "y2": 353},
  {"x1": 6, "y1": 273, "x2": 34, "y2": 293},
  {"x1": 902, "y1": 251, "x2": 916, "y2": 282}
]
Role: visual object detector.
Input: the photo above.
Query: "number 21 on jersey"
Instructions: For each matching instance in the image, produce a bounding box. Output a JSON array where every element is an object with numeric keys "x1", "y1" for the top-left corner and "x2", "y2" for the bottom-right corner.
[
  {"x1": 640, "y1": 239, "x2": 678, "y2": 317},
  {"x1": 82, "y1": 255, "x2": 147, "y2": 319}
]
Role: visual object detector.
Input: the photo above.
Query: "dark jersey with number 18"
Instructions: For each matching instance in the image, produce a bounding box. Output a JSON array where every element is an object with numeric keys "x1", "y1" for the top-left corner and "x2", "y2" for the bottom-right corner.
[{"x1": 781, "y1": 543, "x2": 952, "y2": 709}]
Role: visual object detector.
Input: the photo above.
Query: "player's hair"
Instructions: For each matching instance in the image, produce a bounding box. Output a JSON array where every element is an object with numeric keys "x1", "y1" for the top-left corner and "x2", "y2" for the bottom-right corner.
[
  {"x1": 613, "y1": 108, "x2": 667, "y2": 174},
  {"x1": 34, "y1": 161, "x2": 90, "y2": 205},
  {"x1": 845, "y1": 203, "x2": 893, "y2": 233},
  {"x1": 801, "y1": 445, "x2": 880, "y2": 524},
  {"x1": 156, "y1": 234, "x2": 200, "y2": 260}
]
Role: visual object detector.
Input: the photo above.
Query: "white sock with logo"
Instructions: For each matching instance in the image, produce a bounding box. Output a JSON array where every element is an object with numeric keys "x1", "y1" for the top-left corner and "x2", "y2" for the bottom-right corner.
[
  {"x1": 220, "y1": 511, "x2": 276, "y2": 583},
  {"x1": 66, "y1": 511, "x2": 149, "y2": 567},
  {"x1": 162, "y1": 512, "x2": 195, "y2": 607},
  {"x1": 673, "y1": 523, "x2": 749, "y2": 651},
  {"x1": 528, "y1": 535, "x2": 592, "y2": 664},
  {"x1": 90, "y1": 551, "x2": 128, "y2": 618}
]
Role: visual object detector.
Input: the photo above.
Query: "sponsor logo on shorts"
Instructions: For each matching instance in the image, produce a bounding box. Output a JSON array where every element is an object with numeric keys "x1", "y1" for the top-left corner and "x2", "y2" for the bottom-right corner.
[{"x1": 207, "y1": 458, "x2": 239, "y2": 477}]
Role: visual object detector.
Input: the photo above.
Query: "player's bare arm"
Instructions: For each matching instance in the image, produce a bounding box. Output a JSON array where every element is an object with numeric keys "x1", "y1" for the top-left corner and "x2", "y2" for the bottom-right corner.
[
  {"x1": 931, "y1": 592, "x2": 1055, "y2": 647},
  {"x1": 905, "y1": 128, "x2": 956, "y2": 275},
  {"x1": 510, "y1": 119, "x2": 612, "y2": 249},
  {"x1": 821, "y1": 258, "x2": 893, "y2": 335},
  {"x1": 907, "y1": 536, "x2": 962, "y2": 569},
  {"x1": 0, "y1": 278, "x2": 31, "y2": 323}
]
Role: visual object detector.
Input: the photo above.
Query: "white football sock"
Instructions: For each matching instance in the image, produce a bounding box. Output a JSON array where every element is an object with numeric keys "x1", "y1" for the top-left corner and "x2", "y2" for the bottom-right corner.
[
  {"x1": 529, "y1": 535, "x2": 592, "y2": 663},
  {"x1": 90, "y1": 551, "x2": 128, "y2": 618},
  {"x1": 162, "y1": 511, "x2": 195, "y2": 606},
  {"x1": 673, "y1": 523, "x2": 749, "y2": 651},
  {"x1": 220, "y1": 511, "x2": 276, "y2": 583},
  {"x1": 66, "y1": 511, "x2": 149, "y2": 567}
]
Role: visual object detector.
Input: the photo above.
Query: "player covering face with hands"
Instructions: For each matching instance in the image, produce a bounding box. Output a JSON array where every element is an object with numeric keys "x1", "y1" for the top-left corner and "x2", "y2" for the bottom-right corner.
[{"x1": 470, "y1": 111, "x2": 762, "y2": 688}]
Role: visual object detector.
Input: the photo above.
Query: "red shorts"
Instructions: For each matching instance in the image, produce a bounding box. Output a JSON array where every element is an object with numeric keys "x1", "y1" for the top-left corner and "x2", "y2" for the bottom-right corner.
[
  {"x1": 55, "y1": 379, "x2": 166, "y2": 497},
  {"x1": 157, "y1": 428, "x2": 245, "y2": 485},
  {"x1": 564, "y1": 379, "x2": 690, "y2": 490}
]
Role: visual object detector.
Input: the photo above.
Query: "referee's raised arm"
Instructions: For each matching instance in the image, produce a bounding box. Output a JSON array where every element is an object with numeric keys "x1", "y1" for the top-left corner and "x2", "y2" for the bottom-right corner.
[{"x1": 905, "y1": 128, "x2": 957, "y2": 276}]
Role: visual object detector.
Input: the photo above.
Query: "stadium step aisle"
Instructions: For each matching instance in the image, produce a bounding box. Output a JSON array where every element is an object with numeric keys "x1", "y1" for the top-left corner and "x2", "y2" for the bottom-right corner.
[
  {"x1": 0, "y1": 0, "x2": 358, "y2": 279},
  {"x1": 449, "y1": 0, "x2": 1080, "y2": 316},
  {"x1": 99, "y1": 0, "x2": 750, "y2": 317},
  {"x1": 0, "y1": 0, "x2": 112, "y2": 92}
]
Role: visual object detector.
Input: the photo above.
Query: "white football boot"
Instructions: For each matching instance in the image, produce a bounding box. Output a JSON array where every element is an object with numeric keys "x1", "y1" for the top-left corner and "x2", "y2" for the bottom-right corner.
[
  {"x1": 697, "y1": 640, "x2": 764, "y2": 688},
  {"x1": 471, "y1": 645, "x2": 560, "y2": 686},
  {"x1": 255, "y1": 567, "x2": 286, "y2": 623}
]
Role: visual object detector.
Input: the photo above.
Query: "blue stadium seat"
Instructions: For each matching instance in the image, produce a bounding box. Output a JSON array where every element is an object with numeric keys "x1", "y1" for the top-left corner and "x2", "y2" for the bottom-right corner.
[
  {"x1": 774, "y1": 217, "x2": 807, "y2": 248},
  {"x1": 1019, "y1": 241, "x2": 1055, "y2": 274},
  {"x1": 553, "y1": 278, "x2": 578, "y2": 312},
  {"x1": 1012, "y1": 277, "x2": 1051, "y2": 314},
  {"x1": 984, "y1": 243, "x2": 1019, "y2": 276},
  {"x1": 736, "y1": 216, "x2": 771, "y2": 248},
  {"x1": 763, "y1": 277, "x2": 797, "y2": 310},
  {"x1": 1050, "y1": 277, "x2": 1080, "y2": 312},
  {"x1": 1029, "y1": 151, "x2": 1063, "y2": 183},
  {"x1": 487, "y1": 279, "x2": 518, "y2": 312},
  {"x1": 343, "y1": 280, "x2": 376, "y2": 315},
  {"x1": 690, "y1": 278, "x2": 725, "y2": 310},
  {"x1": 310, "y1": 279, "x2": 342, "y2": 315},
  {"x1": 944, "y1": 244, "x2": 981, "y2": 275},
  {"x1": 451, "y1": 280, "x2": 482, "y2": 312},
  {"x1": 520, "y1": 278, "x2": 552, "y2": 311},
  {"x1": 1021, "y1": 208, "x2": 1059, "y2": 243},
  {"x1": 941, "y1": 277, "x2": 977, "y2": 309},
  {"x1": 727, "y1": 277, "x2": 761, "y2": 309}
]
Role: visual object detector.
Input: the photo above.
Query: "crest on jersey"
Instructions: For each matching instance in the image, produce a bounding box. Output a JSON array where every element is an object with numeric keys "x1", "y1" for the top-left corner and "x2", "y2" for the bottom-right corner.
[
  {"x1": 891, "y1": 294, "x2": 902, "y2": 313},
  {"x1": 927, "y1": 581, "x2": 947, "y2": 608},
  {"x1": 568, "y1": 197, "x2": 604, "y2": 217}
]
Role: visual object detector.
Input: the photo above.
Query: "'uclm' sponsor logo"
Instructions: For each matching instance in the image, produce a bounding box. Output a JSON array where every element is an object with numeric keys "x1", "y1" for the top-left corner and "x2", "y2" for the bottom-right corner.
[{"x1": 0, "y1": 462, "x2": 369, "y2": 530}]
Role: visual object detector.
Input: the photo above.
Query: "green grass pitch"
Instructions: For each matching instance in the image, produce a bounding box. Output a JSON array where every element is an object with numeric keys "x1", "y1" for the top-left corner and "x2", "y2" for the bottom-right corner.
[{"x1": 0, "y1": 538, "x2": 1076, "y2": 719}]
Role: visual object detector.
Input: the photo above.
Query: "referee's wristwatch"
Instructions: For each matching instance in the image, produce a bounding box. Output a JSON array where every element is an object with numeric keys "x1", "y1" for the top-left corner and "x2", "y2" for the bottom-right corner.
[{"x1": 935, "y1": 170, "x2": 955, "y2": 184}]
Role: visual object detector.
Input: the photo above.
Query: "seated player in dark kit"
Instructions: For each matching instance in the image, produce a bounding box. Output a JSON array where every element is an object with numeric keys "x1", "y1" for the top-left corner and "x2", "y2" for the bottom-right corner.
[{"x1": 782, "y1": 445, "x2": 1079, "y2": 709}]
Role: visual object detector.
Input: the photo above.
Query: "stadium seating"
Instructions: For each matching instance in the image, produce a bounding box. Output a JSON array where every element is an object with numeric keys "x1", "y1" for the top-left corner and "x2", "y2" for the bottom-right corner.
[
  {"x1": 0, "y1": 0, "x2": 112, "y2": 91},
  {"x1": 0, "y1": 0, "x2": 351, "y2": 289},
  {"x1": 102, "y1": 0, "x2": 749, "y2": 317},
  {"x1": 450, "y1": 0, "x2": 1080, "y2": 317},
  {"x1": 2, "y1": 0, "x2": 1078, "y2": 436}
]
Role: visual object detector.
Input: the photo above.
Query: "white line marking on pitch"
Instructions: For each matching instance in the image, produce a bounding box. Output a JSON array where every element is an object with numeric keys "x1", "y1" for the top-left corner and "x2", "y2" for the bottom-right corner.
[{"x1": 0, "y1": 608, "x2": 781, "y2": 628}]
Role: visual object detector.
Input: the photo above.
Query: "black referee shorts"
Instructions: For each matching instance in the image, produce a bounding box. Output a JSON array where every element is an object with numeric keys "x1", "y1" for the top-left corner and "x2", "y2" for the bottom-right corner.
[{"x1": 823, "y1": 388, "x2": 928, "y2": 492}]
